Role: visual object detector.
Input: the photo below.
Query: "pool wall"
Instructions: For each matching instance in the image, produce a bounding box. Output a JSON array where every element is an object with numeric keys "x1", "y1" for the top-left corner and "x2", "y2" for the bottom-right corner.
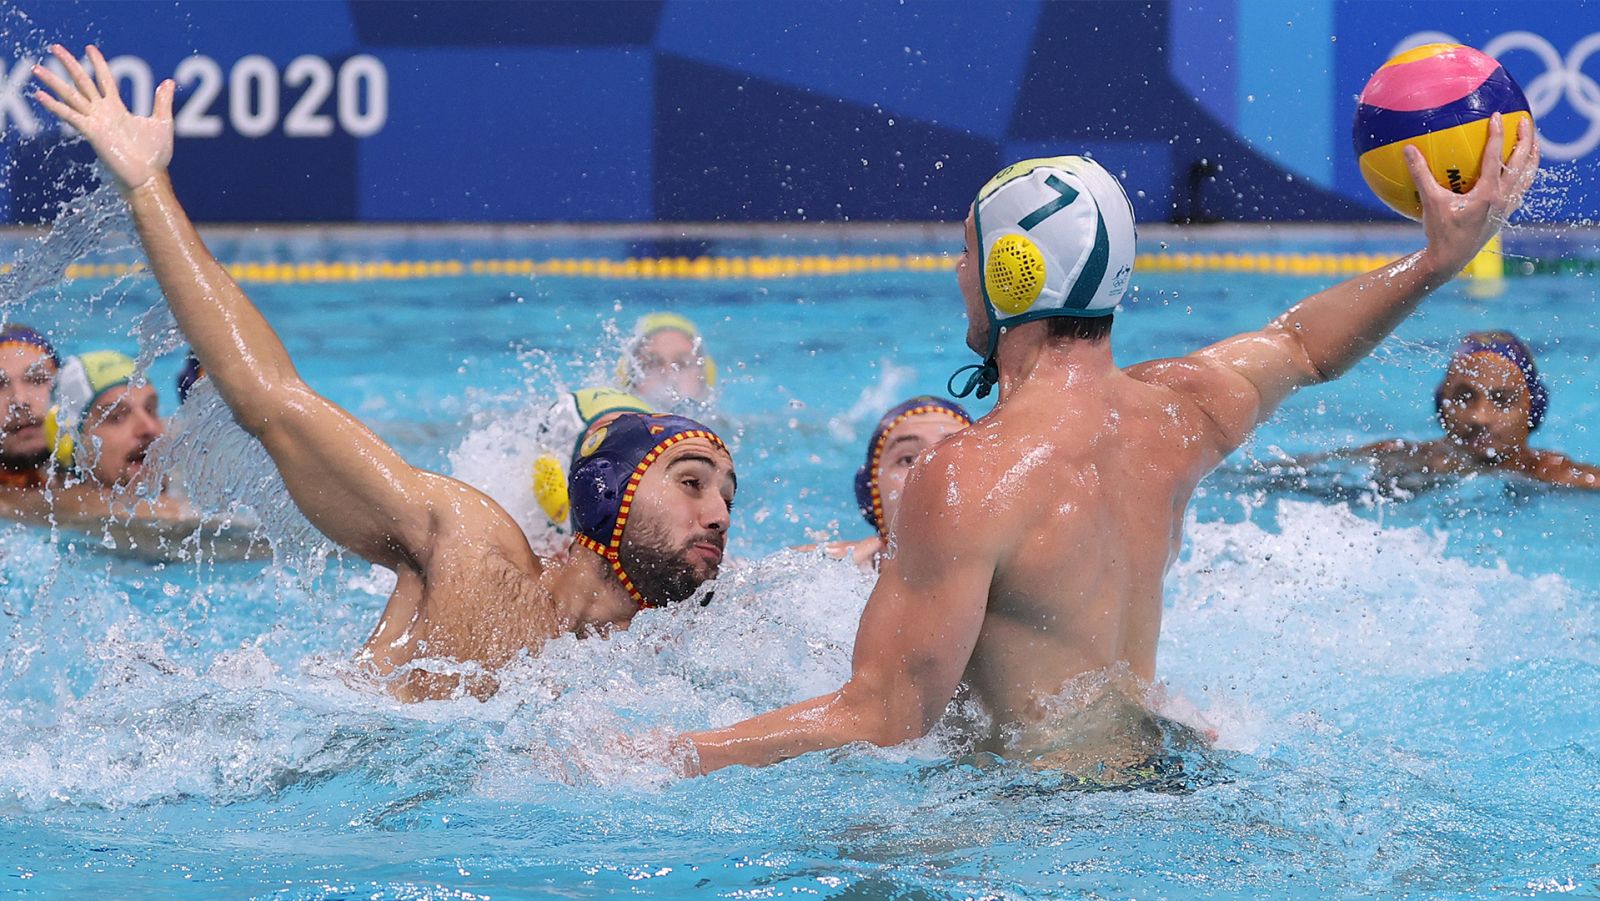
[{"x1": 1, "y1": 1, "x2": 1597, "y2": 225}]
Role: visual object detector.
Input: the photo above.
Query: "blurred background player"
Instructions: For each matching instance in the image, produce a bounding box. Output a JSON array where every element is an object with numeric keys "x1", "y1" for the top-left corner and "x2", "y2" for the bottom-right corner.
[
  {"x1": 617, "y1": 312, "x2": 717, "y2": 411},
  {"x1": 45, "y1": 350, "x2": 165, "y2": 494},
  {"x1": 0, "y1": 324, "x2": 61, "y2": 490},
  {"x1": 0, "y1": 348, "x2": 262, "y2": 559},
  {"x1": 801, "y1": 396, "x2": 972, "y2": 569},
  {"x1": 1327, "y1": 330, "x2": 1600, "y2": 490}
]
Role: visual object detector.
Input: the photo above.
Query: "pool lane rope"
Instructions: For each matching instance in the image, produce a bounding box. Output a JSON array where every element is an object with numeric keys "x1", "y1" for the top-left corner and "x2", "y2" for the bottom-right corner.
[{"x1": 15, "y1": 247, "x2": 1545, "y2": 284}]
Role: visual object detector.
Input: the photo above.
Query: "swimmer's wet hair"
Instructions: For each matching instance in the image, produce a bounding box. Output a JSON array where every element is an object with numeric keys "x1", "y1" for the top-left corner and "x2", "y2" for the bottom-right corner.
[{"x1": 1046, "y1": 313, "x2": 1114, "y2": 343}]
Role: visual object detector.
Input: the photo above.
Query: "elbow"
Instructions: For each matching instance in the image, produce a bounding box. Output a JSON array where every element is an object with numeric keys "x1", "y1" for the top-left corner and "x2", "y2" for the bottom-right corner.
[
  {"x1": 1271, "y1": 323, "x2": 1337, "y2": 385},
  {"x1": 839, "y1": 681, "x2": 939, "y2": 748},
  {"x1": 222, "y1": 373, "x2": 302, "y2": 440}
]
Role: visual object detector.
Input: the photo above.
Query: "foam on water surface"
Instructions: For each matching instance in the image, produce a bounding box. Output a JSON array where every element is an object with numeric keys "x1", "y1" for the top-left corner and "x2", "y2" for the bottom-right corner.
[{"x1": 9, "y1": 492, "x2": 1598, "y2": 892}]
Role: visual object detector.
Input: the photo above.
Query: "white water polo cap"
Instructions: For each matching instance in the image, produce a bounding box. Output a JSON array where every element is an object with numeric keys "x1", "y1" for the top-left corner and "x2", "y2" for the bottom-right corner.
[{"x1": 952, "y1": 156, "x2": 1137, "y2": 399}]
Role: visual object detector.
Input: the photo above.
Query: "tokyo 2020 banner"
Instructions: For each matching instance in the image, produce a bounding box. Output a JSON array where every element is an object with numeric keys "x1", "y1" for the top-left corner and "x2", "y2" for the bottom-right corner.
[{"x1": 0, "y1": 1, "x2": 1594, "y2": 224}]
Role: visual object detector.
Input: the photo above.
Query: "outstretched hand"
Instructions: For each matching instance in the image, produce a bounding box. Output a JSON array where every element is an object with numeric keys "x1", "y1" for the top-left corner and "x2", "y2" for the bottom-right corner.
[
  {"x1": 33, "y1": 44, "x2": 175, "y2": 196},
  {"x1": 1406, "y1": 112, "x2": 1540, "y2": 274}
]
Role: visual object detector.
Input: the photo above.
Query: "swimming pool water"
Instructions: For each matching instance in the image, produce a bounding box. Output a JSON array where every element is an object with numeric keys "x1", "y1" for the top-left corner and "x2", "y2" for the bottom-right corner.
[{"x1": 2, "y1": 221, "x2": 1599, "y2": 899}]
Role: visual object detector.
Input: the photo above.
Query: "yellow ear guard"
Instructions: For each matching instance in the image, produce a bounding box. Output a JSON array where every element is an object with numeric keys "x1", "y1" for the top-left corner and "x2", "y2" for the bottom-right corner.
[
  {"x1": 532, "y1": 453, "x2": 570, "y2": 524},
  {"x1": 43, "y1": 406, "x2": 74, "y2": 470},
  {"x1": 985, "y1": 234, "x2": 1047, "y2": 315}
]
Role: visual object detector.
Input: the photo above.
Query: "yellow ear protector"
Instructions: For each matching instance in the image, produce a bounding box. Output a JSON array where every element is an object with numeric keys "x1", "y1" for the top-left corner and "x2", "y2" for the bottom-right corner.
[
  {"x1": 984, "y1": 234, "x2": 1048, "y2": 315},
  {"x1": 532, "y1": 453, "x2": 569, "y2": 524},
  {"x1": 42, "y1": 406, "x2": 74, "y2": 470}
]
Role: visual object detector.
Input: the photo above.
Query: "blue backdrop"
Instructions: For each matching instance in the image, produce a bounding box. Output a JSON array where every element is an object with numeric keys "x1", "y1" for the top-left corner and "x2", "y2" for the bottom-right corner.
[{"x1": 1, "y1": 1, "x2": 1594, "y2": 224}]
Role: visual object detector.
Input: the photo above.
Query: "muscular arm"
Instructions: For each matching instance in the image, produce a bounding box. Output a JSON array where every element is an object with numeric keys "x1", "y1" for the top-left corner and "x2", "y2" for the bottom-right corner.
[
  {"x1": 1147, "y1": 115, "x2": 1540, "y2": 454},
  {"x1": 119, "y1": 176, "x2": 448, "y2": 568},
  {"x1": 34, "y1": 46, "x2": 476, "y2": 572},
  {"x1": 686, "y1": 450, "x2": 994, "y2": 773}
]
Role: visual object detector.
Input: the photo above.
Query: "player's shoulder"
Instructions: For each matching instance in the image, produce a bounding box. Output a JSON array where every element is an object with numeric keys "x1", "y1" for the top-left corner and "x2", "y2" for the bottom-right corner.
[
  {"x1": 897, "y1": 422, "x2": 1006, "y2": 516},
  {"x1": 1125, "y1": 353, "x2": 1241, "y2": 398},
  {"x1": 1127, "y1": 352, "x2": 1265, "y2": 451},
  {"x1": 419, "y1": 470, "x2": 544, "y2": 571}
]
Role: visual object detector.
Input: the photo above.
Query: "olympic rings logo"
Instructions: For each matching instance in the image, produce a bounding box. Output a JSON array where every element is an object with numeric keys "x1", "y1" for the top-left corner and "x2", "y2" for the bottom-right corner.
[{"x1": 1394, "y1": 30, "x2": 1600, "y2": 161}]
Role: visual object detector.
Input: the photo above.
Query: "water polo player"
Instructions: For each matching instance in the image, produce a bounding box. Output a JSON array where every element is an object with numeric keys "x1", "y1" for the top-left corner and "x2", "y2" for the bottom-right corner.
[
  {"x1": 34, "y1": 47, "x2": 736, "y2": 700},
  {"x1": 1331, "y1": 330, "x2": 1600, "y2": 489},
  {"x1": 617, "y1": 312, "x2": 717, "y2": 410},
  {"x1": 0, "y1": 324, "x2": 60, "y2": 490},
  {"x1": 802, "y1": 396, "x2": 972, "y2": 569},
  {"x1": 682, "y1": 123, "x2": 1538, "y2": 776},
  {"x1": 44, "y1": 350, "x2": 165, "y2": 490}
]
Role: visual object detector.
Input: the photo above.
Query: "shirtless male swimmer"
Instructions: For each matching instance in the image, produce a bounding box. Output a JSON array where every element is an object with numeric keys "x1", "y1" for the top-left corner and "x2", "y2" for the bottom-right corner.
[
  {"x1": 34, "y1": 46, "x2": 737, "y2": 701},
  {"x1": 682, "y1": 122, "x2": 1538, "y2": 773}
]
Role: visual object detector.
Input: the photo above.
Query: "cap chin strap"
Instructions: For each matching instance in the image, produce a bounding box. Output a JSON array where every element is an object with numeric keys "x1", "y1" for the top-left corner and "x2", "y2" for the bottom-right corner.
[
  {"x1": 574, "y1": 535, "x2": 648, "y2": 609},
  {"x1": 949, "y1": 303, "x2": 1002, "y2": 399}
]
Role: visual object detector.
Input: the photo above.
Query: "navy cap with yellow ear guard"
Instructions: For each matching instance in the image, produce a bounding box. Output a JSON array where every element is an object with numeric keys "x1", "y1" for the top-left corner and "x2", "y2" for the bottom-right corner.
[{"x1": 951, "y1": 156, "x2": 1137, "y2": 400}]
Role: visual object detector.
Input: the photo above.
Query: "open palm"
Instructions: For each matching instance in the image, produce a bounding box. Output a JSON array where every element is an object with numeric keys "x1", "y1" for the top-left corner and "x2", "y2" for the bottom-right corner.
[{"x1": 33, "y1": 44, "x2": 175, "y2": 195}]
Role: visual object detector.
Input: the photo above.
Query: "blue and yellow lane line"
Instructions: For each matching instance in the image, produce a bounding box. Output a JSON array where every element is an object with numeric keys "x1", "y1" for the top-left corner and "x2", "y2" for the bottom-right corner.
[{"x1": 1, "y1": 244, "x2": 1550, "y2": 284}]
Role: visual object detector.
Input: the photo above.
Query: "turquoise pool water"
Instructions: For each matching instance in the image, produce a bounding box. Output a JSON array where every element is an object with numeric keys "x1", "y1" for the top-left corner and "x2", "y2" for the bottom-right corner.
[{"x1": 2, "y1": 221, "x2": 1599, "y2": 898}]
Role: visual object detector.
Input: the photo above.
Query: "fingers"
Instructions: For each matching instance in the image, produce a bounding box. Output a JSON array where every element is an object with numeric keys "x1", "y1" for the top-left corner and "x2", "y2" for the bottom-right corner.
[
  {"x1": 1401, "y1": 144, "x2": 1440, "y2": 200},
  {"x1": 85, "y1": 45, "x2": 127, "y2": 112},
  {"x1": 49, "y1": 45, "x2": 98, "y2": 101},
  {"x1": 1506, "y1": 117, "x2": 1541, "y2": 203},
  {"x1": 1477, "y1": 112, "x2": 1505, "y2": 185},
  {"x1": 154, "y1": 79, "x2": 175, "y2": 125},
  {"x1": 31, "y1": 64, "x2": 88, "y2": 114},
  {"x1": 32, "y1": 90, "x2": 87, "y2": 132},
  {"x1": 1507, "y1": 117, "x2": 1540, "y2": 179}
]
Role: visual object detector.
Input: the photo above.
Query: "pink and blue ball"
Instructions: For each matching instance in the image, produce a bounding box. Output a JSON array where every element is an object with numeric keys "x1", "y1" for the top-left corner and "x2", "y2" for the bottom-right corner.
[{"x1": 1353, "y1": 43, "x2": 1532, "y2": 220}]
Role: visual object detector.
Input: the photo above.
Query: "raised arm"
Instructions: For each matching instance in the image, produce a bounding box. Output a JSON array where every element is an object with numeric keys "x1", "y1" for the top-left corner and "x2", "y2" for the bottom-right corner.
[
  {"x1": 34, "y1": 46, "x2": 457, "y2": 571},
  {"x1": 684, "y1": 450, "x2": 994, "y2": 773},
  {"x1": 1149, "y1": 115, "x2": 1540, "y2": 450}
]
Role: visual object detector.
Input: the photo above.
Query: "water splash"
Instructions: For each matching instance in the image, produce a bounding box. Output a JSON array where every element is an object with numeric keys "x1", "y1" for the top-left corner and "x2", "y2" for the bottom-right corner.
[
  {"x1": 1162, "y1": 498, "x2": 1596, "y2": 744},
  {"x1": 827, "y1": 358, "x2": 914, "y2": 442},
  {"x1": 0, "y1": 182, "x2": 137, "y2": 336},
  {"x1": 445, "y1": 348, "x2": 574, "y2": 555},
  {"x1": 146, "y1": 379, "x2": 327, "y2": 579}
]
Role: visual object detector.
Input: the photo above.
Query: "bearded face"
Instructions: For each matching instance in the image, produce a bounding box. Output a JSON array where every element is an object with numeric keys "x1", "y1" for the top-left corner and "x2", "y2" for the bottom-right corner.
[
  {"x1": 618, "y1": 515, "x2": 722, "y2": 607},
  {"x1": 0, "y1": 344, "x2": 55, "y2": 468}
]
